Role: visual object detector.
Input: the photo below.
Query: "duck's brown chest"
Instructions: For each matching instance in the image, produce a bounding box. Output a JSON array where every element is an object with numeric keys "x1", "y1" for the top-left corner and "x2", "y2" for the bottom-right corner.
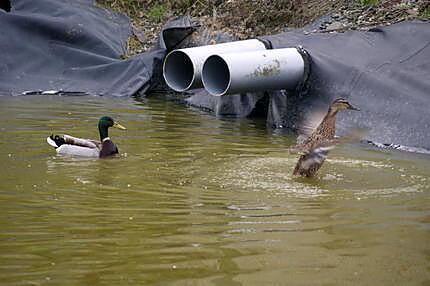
[{"x1": 99, "y1": 140, "x2": 118, "y2": 158}]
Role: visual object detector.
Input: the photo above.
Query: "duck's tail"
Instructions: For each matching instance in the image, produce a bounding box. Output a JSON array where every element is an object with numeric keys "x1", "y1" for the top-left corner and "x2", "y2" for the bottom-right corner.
[{"x1": 47, "y1": 134, "x2": 65, "y2": 148}]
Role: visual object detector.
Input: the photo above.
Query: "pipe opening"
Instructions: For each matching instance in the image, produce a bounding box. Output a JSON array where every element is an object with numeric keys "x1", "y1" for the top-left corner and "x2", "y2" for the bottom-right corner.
[
  {"x1": 0, "y1": 0, "x2": 11, "y2": 12},
  {"x1": 163, "y1": 50, "x2": 194, "y2": 92},
  {"x1": 202, "y1": 55, "x2": 230, "y2": 96}
]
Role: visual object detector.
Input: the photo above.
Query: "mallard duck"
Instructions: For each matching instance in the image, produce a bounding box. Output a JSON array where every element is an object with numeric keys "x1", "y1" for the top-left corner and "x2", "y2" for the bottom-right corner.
[
  {"x1": 47, "y1": 116, "x2": 126, "y2": 158},
  {"x1": 292, "y1": 98, "x2": 359, "y2": 177}
]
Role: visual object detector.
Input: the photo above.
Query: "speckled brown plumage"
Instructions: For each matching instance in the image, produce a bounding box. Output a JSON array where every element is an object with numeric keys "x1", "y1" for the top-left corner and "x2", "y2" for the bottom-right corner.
[{"x1": 293, "y1": 98, "x2": 359, "y2": 177}]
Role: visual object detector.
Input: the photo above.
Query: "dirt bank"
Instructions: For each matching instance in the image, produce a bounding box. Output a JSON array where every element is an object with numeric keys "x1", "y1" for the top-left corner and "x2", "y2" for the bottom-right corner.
[{"x1": 97, "y1": 0, "x2": 429, "y2": 55}]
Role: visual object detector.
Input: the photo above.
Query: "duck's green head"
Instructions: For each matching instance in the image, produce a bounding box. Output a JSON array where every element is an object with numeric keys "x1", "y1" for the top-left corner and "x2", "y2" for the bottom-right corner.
[{"x1": 98, "y1": 116, "x2": 126, "y2": 140}]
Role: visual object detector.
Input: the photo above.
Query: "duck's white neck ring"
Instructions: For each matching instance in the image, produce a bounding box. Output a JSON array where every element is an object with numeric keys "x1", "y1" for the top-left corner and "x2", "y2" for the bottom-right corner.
[{"x1": 102, "y1": 137, "x2": 111, "y2": 142}]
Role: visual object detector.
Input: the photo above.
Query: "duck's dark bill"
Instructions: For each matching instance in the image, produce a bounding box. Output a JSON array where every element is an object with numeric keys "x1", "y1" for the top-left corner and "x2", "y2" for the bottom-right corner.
[{"x1": 348, "y1": 105, "x2": 360, "y2": 111}]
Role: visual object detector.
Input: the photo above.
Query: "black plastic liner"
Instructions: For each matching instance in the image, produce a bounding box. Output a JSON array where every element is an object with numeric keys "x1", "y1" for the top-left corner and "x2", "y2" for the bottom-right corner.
[
  {"x1": 1, "y1": 0, "x2": 429, "y2": 150},
  {"x1": 265, "y1": 20, "x2": 430, "y2": 150},
  {"x1": 0, "y1": 0, "x2": 194, "y2": 96}
]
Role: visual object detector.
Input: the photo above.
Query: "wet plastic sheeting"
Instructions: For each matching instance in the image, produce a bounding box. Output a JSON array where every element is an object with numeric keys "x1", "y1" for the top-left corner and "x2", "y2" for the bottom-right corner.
[
  {"x1": 0, "y1": 0, "x2": 194, "y2": 96},
  {"x1": 264, "y1": 21, "x2": 430, "y2": 149},
  {"x1": 184, "y1": 21, "x2": 430, "y2": 150}
]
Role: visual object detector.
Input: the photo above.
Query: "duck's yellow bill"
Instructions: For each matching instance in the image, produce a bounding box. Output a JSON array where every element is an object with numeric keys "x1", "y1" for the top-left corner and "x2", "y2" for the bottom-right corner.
[{"x1": 113, "y1": 122, "x2": 127, "y2": 130}]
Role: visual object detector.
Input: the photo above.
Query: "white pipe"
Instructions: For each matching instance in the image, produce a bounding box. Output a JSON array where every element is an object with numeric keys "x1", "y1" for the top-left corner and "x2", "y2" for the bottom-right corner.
[
  {"x1": 201, "y1": 48, "x2": 305, "y2": 96},
  {"x1": 163, "y1": 39, "x2": 267, "y2": 92}
]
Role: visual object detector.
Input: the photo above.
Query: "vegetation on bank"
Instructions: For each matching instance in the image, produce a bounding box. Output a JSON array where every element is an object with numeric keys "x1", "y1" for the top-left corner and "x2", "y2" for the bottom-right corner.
[
  {"x1": 420, "y1": 5, "x2": 430, "y2": 18},
  {"x1": 96, "y1": 0, "x2": 429, "y2": 55}
]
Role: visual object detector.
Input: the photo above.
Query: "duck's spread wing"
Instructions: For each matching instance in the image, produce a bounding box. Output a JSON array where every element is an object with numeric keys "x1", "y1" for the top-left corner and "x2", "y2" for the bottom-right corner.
[
  {"x1": 292, "y1": 127, "x2": 368, "y2": 153},
  {"x1": 292, "y1": 128, "x2": 368, "y2": 177},
  {"x1": 293, "y1": 144, "x2": 334, "y2": 177},
  {"x1": 289, "y1": 133, "x2": 325, "y2": 155},
  {"x1": 288, "y1": 144, "x2": 306, "y2": 155},
  {"x1": 63, "y1": 135, "x2": 100, "y2": 148},
  {"x1": 299, "y1": 146, "x2": 334, "y2": 169},
  {"x1": 297, "y1": 109, "x2": 327, "y2": 139}
]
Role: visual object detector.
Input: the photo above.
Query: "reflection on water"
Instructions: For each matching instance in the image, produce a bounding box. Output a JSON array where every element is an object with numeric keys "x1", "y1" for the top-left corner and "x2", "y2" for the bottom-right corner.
[{"x1": 0, "y1": 95, "x2": 429, "y2": 285}]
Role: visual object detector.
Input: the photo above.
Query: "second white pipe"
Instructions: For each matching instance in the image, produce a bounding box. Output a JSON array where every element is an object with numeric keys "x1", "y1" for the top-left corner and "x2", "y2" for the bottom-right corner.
[{"x1": 202, "y1": 48, "x2": 305, "y2": 96}]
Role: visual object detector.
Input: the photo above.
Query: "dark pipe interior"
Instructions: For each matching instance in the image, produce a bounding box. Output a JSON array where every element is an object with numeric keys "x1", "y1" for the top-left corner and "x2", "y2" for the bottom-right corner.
[
  {"x1": 0, "y1": 0, "x2": 11, "y2": 12},
  {"x1": 163, "y1": 51, "x2": 194, "y2": 91},
  {"x1": 202, "y1": 55, "x2": 230, "y2": 96}
]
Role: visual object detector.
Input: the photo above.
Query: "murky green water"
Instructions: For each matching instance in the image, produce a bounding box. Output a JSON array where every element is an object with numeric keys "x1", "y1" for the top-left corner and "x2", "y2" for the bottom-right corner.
[{"x1": 0, "y1": 95, "x2": 429, "y2": 285}]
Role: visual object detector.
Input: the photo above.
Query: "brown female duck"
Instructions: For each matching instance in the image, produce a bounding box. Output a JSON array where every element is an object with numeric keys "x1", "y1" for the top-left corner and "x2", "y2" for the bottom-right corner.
[{"x1": 293, "y1": 98, "x2": 360, "y2": 177}]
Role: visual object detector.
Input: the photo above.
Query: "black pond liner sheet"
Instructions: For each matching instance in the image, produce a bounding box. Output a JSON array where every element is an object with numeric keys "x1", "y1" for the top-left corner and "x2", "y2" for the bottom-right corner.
[
  {"x1": 0, "y1": 0, "x2": 194, "y2": 97},
  {"x1": 264, "y1": 20, "x2": 430, "y2": 151},
  {"x1": 0, "y1": 0, "x2": 429, "y2": 150}
]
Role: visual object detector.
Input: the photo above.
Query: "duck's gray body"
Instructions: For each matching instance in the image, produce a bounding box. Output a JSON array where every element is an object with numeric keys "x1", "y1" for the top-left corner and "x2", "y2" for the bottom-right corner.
[{"x1": 56, "y1": 144, "x2": 100, "y2": 157}]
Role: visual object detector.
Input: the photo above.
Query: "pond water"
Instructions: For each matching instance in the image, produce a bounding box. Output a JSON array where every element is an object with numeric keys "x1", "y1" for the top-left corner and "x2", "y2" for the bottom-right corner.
[{"x1": 0, "y1": 95, "x2": 429, "y2": 285}]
